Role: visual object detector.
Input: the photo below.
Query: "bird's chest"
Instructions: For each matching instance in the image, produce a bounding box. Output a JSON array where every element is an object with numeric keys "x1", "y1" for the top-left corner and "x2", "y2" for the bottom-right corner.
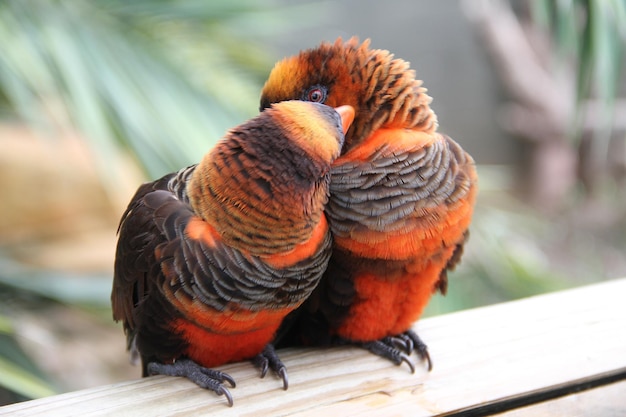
[
  {"x1": 336, "y1": 255, "x2": 448, "y2": 340},
  {"x1": 171, "y1": 306, "x2": 293, "y2": 367}
]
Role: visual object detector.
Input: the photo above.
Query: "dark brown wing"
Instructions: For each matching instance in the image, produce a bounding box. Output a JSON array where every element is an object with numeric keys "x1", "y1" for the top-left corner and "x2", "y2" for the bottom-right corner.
[
  {"x1": 111, "y1": 173, "x2": 178, "y2": 335},
  {"x1": 111, "y1": 166, "x2": 331, "y2": 363}
]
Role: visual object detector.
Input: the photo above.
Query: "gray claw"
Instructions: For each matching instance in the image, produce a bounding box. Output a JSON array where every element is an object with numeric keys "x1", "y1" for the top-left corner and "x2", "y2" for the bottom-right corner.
[
  {"x1": 216, "y1": 385, "x2": 234, "y2": 407},
  {"x1": 146, "y1": 359, "x2": 237, "y2": 406},
  {"x1": 254, "y1": 354, "x2": 269, "y2": 378},
  {"x1": 220, "y1": 372, "x2": 237, "y2": 388},
  {"x1": 399, "y1": 352, "x2": 416, "y2": 374},
  {"x1": 253, "y1": 344, "x2": 289, "y2": 389},
  {"x1": 388, "y1": 336, "x2": 412, "y2": 354},
  {"x1": 278, "y1": 366, "x2": 289, "y2": 390},
  {"x1": 362, "y1": 339, "x2": 417, "y2": 372},
  {"x1": 405, "y1": 329, "x2": 433, "y2": 371}
]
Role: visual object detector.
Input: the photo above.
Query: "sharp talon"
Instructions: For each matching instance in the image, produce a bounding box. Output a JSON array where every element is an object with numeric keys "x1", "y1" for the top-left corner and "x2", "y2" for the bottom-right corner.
[
  {"x1": 399, "y1": 352, "x2": 416, "y2": 374},
  {"x1": 360, "y1": 331, "x2": 432, "y2": 373},
  {"x1": 362, "y1": 340, "x2": 412, "y2": 372},
  {"x1": 420, "y1": 348, "x2": 433, "y2": 372},
  {"x1": 146, "y1": 359, "x2": 237, "y2": 406},
  {"x1": 221, "y1": 372, "x2": 237, "y2": 388},
  {"x1": 388, "y1": 336, "x2": 411, "y2": 354},
  {"x1": 253, "y1": 344, "x2": 289, "y2": 389},
  {"x1": 200, "y1": 367, "x2": 236, "y2": 388},
  {"x1": 278, "y1": 367, "x2": 289, "y2": 390},
  {"x1": 254, "y1": 353, "x2": 269, "y2": 378},
  {"x1": 406, "y1": 329, "x2": 434, "y2": 371},
  {"x1": 387, "y1": 337, "x2": 404, "y2": 352},
  {"x1": 217, "y1": 385, "x2": 234, "y2": 407}
]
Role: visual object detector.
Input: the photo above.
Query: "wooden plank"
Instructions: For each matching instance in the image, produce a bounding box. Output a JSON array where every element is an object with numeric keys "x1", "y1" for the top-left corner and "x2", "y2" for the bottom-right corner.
[
  {"x1": 492, "y1": 380, "x2": 626, "y2": 417},
  {"x1": 1, "y1": 278, "x2": 625, "y2": 417}
]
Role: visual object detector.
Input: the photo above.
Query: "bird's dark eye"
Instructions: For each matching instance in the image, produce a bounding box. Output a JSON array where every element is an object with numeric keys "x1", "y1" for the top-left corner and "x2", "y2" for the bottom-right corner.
[{"x1": 304, "y1": 86, "x2": 327, "y2": 103}]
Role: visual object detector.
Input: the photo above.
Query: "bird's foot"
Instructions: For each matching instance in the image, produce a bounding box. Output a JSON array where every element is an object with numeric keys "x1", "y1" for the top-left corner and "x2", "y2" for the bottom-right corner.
[
  {"x1": 253, "y1": 343, "x2": 289, "y2": 390},
  {"x1": 147, "y1": 359, "x2": 236, "y2": 407},
  {"x1": 361, "y1": 329, "x2": 432, "y2": 373}
]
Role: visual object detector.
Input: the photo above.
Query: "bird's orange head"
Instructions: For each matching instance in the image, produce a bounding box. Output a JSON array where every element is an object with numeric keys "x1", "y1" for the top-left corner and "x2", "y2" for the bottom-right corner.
[
  {"x1": 188, "y1": 101, "x2": 354, "y2": 256},
  {"x1": 260, "y1": 37, "x2": 438, "y2": 153}
]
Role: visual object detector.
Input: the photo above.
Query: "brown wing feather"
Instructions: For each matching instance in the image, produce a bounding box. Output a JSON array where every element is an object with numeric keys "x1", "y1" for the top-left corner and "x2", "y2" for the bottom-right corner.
[
  {"x1": 112, "y1": 166, "x2": 333, "y2": 363},
  {"x1": 112, "y1": 174, "x2": 174, "y2": 332}
]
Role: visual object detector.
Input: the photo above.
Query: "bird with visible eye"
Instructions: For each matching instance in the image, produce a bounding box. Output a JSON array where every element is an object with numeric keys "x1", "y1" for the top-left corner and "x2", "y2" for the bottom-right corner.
[
  {"x1": 261, "y1": 37, "x2": 478, "y2": 374},
  {"x1": 304, "y1": 85, "x2": 328, "y2": 103}
]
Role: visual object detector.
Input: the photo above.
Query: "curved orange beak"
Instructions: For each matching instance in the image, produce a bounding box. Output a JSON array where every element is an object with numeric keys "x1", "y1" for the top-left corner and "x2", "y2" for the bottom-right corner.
[{"x1": 334, "y1": 105, "x2": 355, "y2": 135}]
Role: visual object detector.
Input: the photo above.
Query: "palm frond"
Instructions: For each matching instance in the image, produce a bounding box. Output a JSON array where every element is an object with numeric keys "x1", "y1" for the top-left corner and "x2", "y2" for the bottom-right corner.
[{"x1": 0, "y1": 0, "x2": 326, "y2": 185}]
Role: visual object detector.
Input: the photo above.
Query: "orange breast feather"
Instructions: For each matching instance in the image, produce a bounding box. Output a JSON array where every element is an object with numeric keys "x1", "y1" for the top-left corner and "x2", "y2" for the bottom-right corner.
[
  {"x1": 172, "y1": 306, "x2": 295, "y2": 368},
  {"x1": 331, "y1": 128, "x2": 476, "y2": 341}
]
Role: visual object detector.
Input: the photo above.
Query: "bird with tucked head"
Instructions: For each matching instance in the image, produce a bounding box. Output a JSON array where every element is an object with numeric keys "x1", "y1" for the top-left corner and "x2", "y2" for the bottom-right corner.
[
  {"x1": 261, "y1": 38, "x2": 478, "y2": 372},
  {"x1": 112, "y1": 100, "x2": 354, "y2": 406}
]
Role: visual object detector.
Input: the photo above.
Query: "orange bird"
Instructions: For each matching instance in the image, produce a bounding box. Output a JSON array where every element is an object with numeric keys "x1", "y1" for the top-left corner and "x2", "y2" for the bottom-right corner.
[
  {"x1": 260, "y1": 38, "x2": 478, "y2": 372},
  {"x1": 112, "y1": 101, "x2": 354, "y2": 406}
]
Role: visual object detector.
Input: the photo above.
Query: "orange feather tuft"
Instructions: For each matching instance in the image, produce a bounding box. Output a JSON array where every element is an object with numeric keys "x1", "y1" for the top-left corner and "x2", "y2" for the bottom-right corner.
[
  {"x1": 263, "y1": 215, "x2": 329, "y2": 269},
  {"x1": 173, "y1": 311, "x2": 289, "y2": 367}
]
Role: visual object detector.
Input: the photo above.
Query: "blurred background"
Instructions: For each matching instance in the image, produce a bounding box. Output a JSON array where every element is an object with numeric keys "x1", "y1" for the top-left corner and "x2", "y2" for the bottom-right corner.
[{"x1": 1, "y1": 0, "x2": 625, "y2": 405}]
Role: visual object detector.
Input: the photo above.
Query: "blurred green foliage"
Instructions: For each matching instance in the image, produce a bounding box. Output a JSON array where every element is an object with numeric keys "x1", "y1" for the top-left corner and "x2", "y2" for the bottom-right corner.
[
  {"x1": 0, "y1": 319, "x2": 57, "y2": 401},
  {"x1": 531, "y1": 0, "x2": 626, "y2": 169},
  {"x1": 532, "y1": 0, "x2": 625, "y2": 109},
  {"x1": 0, "y1": 0, "x2": 324, "y2": 181}
]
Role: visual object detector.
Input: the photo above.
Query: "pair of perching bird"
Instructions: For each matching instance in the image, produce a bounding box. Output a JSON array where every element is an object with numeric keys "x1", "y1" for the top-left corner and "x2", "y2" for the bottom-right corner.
[{"x1": 112, "y1": 38, "x2": 478, "y2": 406}]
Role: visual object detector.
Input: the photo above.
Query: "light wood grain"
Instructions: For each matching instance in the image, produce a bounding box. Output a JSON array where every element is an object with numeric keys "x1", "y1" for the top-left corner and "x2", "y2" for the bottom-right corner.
[{"x1": 1, "y1": 279, "x2": 625, "y2": 417}]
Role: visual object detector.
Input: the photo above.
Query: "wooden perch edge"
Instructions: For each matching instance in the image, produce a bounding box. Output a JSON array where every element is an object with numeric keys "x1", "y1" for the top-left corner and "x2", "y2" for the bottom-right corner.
[{"x1": 2, "y1": 278, "x2": 625, "y2": 417}]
